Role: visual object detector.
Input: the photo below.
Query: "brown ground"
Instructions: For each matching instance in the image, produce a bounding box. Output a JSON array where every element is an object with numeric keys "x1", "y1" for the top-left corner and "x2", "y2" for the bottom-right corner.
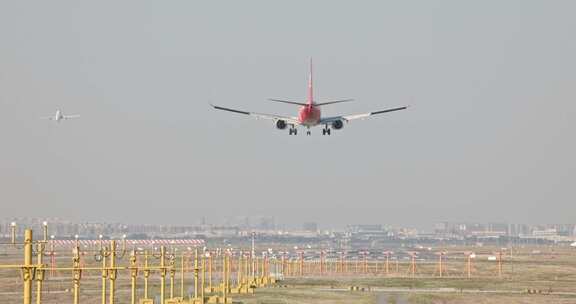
[{"x1": 0, "y1": 244, "x2": 575, "y2": 303}]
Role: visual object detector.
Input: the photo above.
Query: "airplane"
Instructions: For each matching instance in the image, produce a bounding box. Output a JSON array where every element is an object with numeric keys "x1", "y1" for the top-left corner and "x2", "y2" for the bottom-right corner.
[
  {"x1": 41, "y1": 109, "x2": 80, "y2": 122},
  {"x1": 211, "y1": 59, "x2": 408, "y2": 135}
]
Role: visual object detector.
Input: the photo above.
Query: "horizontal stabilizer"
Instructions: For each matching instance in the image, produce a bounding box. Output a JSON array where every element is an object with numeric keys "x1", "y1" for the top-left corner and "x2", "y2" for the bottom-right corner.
[
  {"x1": 315, "y1": 99, "x2": 354, "y2": 106},
  {"x1": 268, "y1": 99, "x2": 308, "y2": 106},
  {"x1": 269, "y1": 98, "x2": 353, "y2": 106}
]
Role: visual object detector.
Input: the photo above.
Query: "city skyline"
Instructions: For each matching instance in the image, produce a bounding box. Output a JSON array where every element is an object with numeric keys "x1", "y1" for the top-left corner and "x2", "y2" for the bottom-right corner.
[{"x1": 3, "y1": 217, "x2": 575, "y2": 239}]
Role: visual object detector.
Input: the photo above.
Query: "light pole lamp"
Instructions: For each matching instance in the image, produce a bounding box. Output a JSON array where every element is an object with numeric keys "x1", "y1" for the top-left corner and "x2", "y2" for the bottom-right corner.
[
  {"x1": 42, "y1": 221, "x2": 48, "y2": 242},
  {"x1": 10, "y1": 222, "x2": 16, "y2": 244}
]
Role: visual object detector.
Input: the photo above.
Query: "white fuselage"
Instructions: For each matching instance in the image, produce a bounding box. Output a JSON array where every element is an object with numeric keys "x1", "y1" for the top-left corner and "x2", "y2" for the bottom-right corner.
[{"x1": 54, "y1": 110, "x2": 63, "y2": 121}]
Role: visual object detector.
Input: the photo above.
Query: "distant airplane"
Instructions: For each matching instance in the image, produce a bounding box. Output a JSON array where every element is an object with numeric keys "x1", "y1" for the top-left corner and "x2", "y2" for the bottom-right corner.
[
  {"x1": 211, "y1": 59, "x2": 408, "y2": 135},
  {"x1": 41, "y1": 109, "x2": 80, "y2": 122}
]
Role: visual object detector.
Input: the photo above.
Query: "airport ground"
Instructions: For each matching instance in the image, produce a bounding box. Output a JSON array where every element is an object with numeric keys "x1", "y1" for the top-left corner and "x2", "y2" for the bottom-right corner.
[{"x1": 0, "y1": 243, "x2": 575, "y2": 303}]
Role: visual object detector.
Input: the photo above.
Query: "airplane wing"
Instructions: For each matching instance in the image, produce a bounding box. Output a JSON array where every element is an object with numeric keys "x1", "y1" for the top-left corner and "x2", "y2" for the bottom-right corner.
[
  {"x1": 211, "y1": 104, "x2": 300, "y2": 125},
  {"x1": 319, "y1": 106, "x2": 408, "y2": 124},
  {"x1": 63, "y1": 115, "x2": 80, "y2": 119},
  {"x1": 40, "y1": 116, "x2": 54, "y2": 120}
]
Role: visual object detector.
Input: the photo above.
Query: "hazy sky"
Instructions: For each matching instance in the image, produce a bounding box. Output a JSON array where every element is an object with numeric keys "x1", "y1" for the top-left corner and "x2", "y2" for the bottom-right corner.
[{"x1": 0, "y1": 1, "x2": 574, "y2": 229}]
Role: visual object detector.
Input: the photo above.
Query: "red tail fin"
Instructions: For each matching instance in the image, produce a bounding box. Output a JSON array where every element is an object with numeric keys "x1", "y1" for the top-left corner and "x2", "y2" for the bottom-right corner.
[{"x1": 307, "y1": 58, "x2": 313, "y2": 106}]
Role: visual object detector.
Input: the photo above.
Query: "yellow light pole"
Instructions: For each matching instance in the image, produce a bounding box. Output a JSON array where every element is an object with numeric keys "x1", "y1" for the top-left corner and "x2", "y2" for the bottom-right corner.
[
  {"x1": 169, "y1": 251, "x2": 176, "y2": 299},
  {"x1": 498, "y1": 250, "x2": 503, "y2": 278},
  {"x1": 208, "y1": 252, "x2": 213, "y2": 292},
  {"x1": 251, "y1": 232, "x2": 256, "y2": 280},
  {"x1": 36, "y1": 242, "x2": 45, "y2": 304},
  {"x1": 222, "y1": 253, "x2": 228, "y2": 301},
  {"x1": 221, "y1": 252, "x2": 226, "y2": 295},
  {"x1": 281, "y1": 254, "x2": 285, "y2": 278},
  {"x1": 410, "y1": 253, "x2": 416, "y2": 278},
  {"x1": 194, "y1": 248, "x2": 199, "y2": 300},
  {"x1": 245, "y1": 253, "x2": 250, "y2": 283},
  {"x1": 228, "y1": 253, "x2": 232, "y2": 291},
  {"x1": 49, "y1": 236, "x2": 55, "y2": 278},
  {"x1": 160, "y1": 246, "x2": 166, "y2": 304},
  {"x1": 109, "y1": 240, "x2": 117, "y2": 304},
  {"x1": 144, "y1": 250, "x2": 150, "y2": 299},
  {"x1": 246, "y1": 253, "x2": 254, "y2": 284},
  {"x1": 263, "y1": 255, "x2": 267, "y2": 280},
  {"x1": 339, "y1": 252, "x2": 344, "y2": 274},
  {"x1": 320, "y1": 251, "x2": 324, "y2": 276},
  {"x1": 99, "y1": 236, "x2": 107, "y2": 304},
  {"x1": 237, "y1": 253, "x2": 242, "y2": 286},
  {"x1": 363, "y1": 252, "x2": 368, "y2": 274},
  {"x1": 201, "y1": 252, "x2": 206, "y2": 303},
  {"x1": 465, "y1": 252, "x2": 472, "y2": 279},
  {"x1": 180, "y1": 253, "x2": 185, "y2": 299},
  {"x1": 384, "y1": 252, "x2": 390, "y2": 275},
  {"x1": 437, "y1": 252, "x2": 444, "y2": 278},
  {"x1": 299, "y1": 252, "x2": 304, "y2": 277},
  {"x1": 23, "y1": 229, "x2": 33, "y2": 304},
  {"x1": 254, "y1": 256, "x2": 258, "y2": 280},
  {"x1": 130, "y1": 250, "x2": 138, "y2": 304},
  {"x1": 100, "y1": 251, "x2": 107, "y2": 304},
  {"x1": 72, "y1": 245, "x2": 81, "y2": 304}
]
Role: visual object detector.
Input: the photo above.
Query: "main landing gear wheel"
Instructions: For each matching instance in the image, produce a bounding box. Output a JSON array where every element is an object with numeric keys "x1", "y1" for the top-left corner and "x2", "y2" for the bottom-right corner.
[
  {"x1": 289, "y1": 128, "x2": 298, "y2": 135},
  {"x1": 322, "y1": 128, "x2": 331, "y2": 136}
]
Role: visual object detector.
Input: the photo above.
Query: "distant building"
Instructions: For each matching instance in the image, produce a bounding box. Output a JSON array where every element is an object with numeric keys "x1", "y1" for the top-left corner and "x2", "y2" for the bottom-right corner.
[
  {"x1": 348, "y1": 225, "x2": 383, "y2": 233},
  {"x1": 532, "y1": 228, "x2": 558, "y2": 237},
  {"x1": 257, "y1": 217, "x2": 275, "y2": 230},
  {"x1": 434, "y1": 222, "x2": 448, "y2": 234},
  {"x1": 488, "y1": 222, "x2": 508, "y2": 235},
  {"x1": 346, "y1": 225, "x2": 388, "y2": 240},
  {"x1": 302, "y1": 222, "x2": 318, "y2": 232}
]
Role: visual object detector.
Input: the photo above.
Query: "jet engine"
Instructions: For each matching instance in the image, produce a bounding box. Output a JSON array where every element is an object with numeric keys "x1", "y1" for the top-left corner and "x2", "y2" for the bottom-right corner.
[
  {"x1": 276, "y1": 120, "x2": 287, "y2": 130},
  {"x1": 332, "y1": 120, "x2": 344, "y2": 130}
]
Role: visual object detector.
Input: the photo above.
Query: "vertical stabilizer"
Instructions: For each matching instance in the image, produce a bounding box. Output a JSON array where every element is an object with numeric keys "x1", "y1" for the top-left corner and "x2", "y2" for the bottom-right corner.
[{"x1": 308, "y1": 58, "x2": 314, "y2": 105}]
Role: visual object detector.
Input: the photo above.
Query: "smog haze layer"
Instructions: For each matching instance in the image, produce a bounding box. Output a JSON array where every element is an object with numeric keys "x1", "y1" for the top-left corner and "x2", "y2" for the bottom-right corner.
[{"x1": 0, "y1": 1, "x2": 575, "y2": 229}]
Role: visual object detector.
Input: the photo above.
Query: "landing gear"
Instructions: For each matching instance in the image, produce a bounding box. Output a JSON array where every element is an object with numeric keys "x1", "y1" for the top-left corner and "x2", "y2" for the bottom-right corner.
[
  {"x1": 306, "y1": 128, "x2": 311, "y2": 136},
  {"x1": 322, "y1": 126, "x2": 331, "y2": 136},
  {"x1": 289, "y1": 128, "x2": 298, "y2": 135}
]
